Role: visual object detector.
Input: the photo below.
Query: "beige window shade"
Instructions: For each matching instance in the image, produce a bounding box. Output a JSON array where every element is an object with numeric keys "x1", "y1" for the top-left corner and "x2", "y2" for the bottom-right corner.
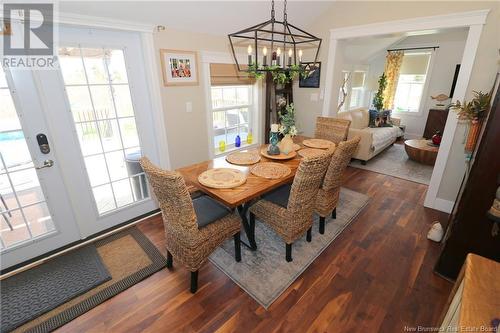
[
  {"x1": 210, "y1": 63, "x2": 255, "y2": 86},
  {"x1": 351, "y1": 71, "x2": 366, "y2": 88},
  {"x1": 400, "y1": 53, "x2": 431, "y2": 75}
]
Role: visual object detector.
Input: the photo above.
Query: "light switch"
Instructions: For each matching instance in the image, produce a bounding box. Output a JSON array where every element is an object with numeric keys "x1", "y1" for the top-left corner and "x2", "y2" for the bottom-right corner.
[
  {"x1": 186, "y1": 102, "x2": 192, "y2": 113},
  {"x1": 310, "y1": 93, "x2": 319, "y2": 102}
]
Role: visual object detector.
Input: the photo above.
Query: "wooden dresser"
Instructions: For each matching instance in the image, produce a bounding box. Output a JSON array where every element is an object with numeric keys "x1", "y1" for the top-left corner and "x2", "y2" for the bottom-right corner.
[
  {"x1": 440, "y1": 254, "x2": 500, "y2": 332},
  {"x1": 424, "y1": 108, "x2": 449, "y2": 139}
]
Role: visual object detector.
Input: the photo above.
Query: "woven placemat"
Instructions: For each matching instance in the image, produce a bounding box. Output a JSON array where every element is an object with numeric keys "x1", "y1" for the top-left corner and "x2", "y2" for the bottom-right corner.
[
  {"x1": 298, "y1": 148, "x2": 327, "y2": 158},
  {"x1": 260, "y1": 148, "x2": 297, "y2": 160},
  {"x1": 302, "y1": 138, "x2": 335, "y2": 149},
  {"x1": 226, "y1": 151, "x2": 261, "y2": 165},
  {"x1": 198, "y1": 168, "x2": 247, "y2": 189},
  {"x1": 251, "y1": 162, "x2": 291, "y2": 179},
  {"x1": 292, "y1": 143, "x2": 302, "y2": 151}
]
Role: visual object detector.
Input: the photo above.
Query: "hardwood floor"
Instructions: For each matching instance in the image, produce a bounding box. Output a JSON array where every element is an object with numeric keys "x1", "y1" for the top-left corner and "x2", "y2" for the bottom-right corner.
[{"x1": 56, "y1": 167, "x2": 452, "y2": 333}]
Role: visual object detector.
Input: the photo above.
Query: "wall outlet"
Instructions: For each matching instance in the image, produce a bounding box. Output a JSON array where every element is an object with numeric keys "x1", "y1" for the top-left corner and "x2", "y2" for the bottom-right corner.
[{"x1": 186, "y1": 101, "x2": 192, "y2": 113}]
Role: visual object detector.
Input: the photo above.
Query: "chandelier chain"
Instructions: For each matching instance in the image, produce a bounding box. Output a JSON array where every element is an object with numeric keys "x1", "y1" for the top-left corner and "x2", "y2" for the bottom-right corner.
[
  {"x1": 271, "y1": 0, "x2": 275, "y2": 20},
  {"x1": 283, "y1": 0, "x2": 288, "y2": 23}
]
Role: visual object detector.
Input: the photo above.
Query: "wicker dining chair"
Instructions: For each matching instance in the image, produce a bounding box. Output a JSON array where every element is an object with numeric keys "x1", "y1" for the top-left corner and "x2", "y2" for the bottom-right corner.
[
  {"x1": 140, "y1": 157, "x2": 242, "y2": 293},
  {"x1": 316, "y1": 136, "x2": 361, "y2": 234},
  {"x1": 314, "y1": 116, "x2": 351, "y2": 144},
  {"x1": 249, "y1": 148, "x2": 334, "y2": 262}
]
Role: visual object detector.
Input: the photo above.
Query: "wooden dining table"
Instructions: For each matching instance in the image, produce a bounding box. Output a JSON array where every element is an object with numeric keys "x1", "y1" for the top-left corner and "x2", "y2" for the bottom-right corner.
[{"x1": 176, "y1": 136, "x2": 310, "y2": 251}]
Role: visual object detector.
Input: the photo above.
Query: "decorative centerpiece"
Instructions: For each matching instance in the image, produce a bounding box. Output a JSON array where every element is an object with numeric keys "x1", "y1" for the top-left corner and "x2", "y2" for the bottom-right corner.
[
  {"x1": 451, "y1": 90, "x2": 491, "y2": 154},
  {"x1": 278, "y1": 103, "x2": 298, "y2": 155},
  {"x1": 267, "y1": 123, "x2": 281, "y2": 155}
]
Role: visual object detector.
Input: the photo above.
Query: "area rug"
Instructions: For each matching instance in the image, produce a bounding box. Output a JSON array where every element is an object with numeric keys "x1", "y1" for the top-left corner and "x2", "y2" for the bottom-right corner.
[
  {"x1": 349, "y1": 143, "x2": 433, "y2": 185},
  {"x1": 1, "y1": 245, "x2": 111, "y2": 333},
  {"x1": 9, "y1": 227, "x2": 167, "y2": 333},
  {"x1": 209, "y1": 187, "x2": 369, "y2": 309}
]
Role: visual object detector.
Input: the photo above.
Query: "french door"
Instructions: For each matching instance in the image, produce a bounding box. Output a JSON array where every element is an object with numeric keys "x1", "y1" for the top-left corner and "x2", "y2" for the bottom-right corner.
[
  {"x1": 0, "y1": 66, "x2": 80, "y2": 269},
  {"x1": 1, "y1": 26, "x2": 160, "y2": 269}
]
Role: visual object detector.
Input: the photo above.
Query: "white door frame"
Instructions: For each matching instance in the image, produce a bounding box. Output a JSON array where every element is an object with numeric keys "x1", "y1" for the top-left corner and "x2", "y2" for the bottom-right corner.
[{"x1": 321, "y1": 9, "x2": 489, "y2": 212}]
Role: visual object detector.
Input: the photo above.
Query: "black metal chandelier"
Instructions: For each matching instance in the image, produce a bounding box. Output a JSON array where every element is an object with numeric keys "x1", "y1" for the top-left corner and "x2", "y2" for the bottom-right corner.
[{"x1": 228, "y1": 0, "x2": 322, "y2": 73}]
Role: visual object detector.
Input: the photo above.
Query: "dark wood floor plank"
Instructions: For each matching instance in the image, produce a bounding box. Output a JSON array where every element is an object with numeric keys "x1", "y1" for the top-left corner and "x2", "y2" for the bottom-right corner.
[{"x1": 54, "y1": 167, "x2": 452, "y2": 333}]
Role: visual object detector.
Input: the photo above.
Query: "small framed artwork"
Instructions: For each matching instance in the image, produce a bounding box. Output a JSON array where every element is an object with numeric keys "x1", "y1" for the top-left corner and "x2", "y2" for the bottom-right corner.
[
  {"x1": 160, "y1": 49, "x2": 198, "y2": 86},
  {"x1": 299, "y1": 62, "x2": 321, "y2": 88}
]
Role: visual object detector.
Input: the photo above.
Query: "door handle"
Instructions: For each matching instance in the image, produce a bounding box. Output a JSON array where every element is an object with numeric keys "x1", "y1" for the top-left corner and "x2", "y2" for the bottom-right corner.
[{"x1": 35, "y1": 160, "x2": 54, "y2": 169}]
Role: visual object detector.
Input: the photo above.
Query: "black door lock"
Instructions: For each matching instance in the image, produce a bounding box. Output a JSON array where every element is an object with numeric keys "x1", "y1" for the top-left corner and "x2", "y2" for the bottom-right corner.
[{"x1": 36, "y1": 133, "x2": 50, "y2": 154}]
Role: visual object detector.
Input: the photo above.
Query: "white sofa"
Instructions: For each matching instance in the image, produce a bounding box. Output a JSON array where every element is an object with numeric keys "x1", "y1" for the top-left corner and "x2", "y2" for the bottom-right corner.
[{"x1": 337, "y1": 108, "x2": 402, "y2": 164}]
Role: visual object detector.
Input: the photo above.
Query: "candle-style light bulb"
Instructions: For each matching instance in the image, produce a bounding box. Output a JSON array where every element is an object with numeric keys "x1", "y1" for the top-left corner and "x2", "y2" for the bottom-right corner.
[
  {"x1": 276, "y1": 47, "x2": 281, "y2": 66},
  {"x1": 262, "y1": 47, "x2": 268, "y2": 66},
  {"x1": 288, "y1": 49, "x2": 293, "y2": 66},
  {"x1": 298, "y1": 49, "x2": 303, "y2": 63},
  {"x1": 276, "y1": 47, "x2": 281, "y2": 57},
  {"x1": 247, "y1": 45, "x2": 252, "y2": 65},
  {"x1": 263, "y1": 47, "x2": 267, "y2": 56}
]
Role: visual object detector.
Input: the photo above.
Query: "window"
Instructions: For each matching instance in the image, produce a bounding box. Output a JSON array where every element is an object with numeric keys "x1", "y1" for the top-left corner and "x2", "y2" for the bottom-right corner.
[
  {"x1": 338, "y1": 70, "x2": 366, "y2": 112},
  {"x1": 58, "y1": 47, "x2": 148, "y2": 215},
  {"x1": 349, "y1": 71, "x2": 366, "y2": 109},
  {"x1": 211, "y1": 85, "x2": 254, "y2": 151},
  {"x1": 394, "y1": 52, "x2": 431, "y2": 113}
]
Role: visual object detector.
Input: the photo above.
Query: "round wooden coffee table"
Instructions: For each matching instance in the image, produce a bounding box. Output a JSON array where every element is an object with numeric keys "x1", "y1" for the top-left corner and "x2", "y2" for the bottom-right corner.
[{"x1": 404, "y1": 139, "x2": 439, "y2": 165}]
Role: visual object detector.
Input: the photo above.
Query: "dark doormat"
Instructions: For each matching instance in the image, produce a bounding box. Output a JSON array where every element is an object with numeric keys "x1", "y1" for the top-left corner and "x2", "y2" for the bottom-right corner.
[{"x1": 2, "y1": 227, "x2": 166, "y2": 333}]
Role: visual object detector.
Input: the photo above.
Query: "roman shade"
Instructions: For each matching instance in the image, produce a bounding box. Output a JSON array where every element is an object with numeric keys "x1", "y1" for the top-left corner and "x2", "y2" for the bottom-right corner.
[
  {"x1": 351, "y1": 71, "x2": 365, "y2": 88},
  {"x1": 400, "y1": 53, "x2": 431, "y2": 75},
  {"x1": 210, "y1": 63, "x2": 255, "y2": 86}
]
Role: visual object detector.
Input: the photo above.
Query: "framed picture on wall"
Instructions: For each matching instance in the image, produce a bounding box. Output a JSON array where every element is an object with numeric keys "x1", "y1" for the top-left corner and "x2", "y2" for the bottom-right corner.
[
  {"x1": 299, "y1": 62, "x2": 321, "y2": 88},
  {"x1": 160, "y1": 49, "x2": 199, "y2": 86}
]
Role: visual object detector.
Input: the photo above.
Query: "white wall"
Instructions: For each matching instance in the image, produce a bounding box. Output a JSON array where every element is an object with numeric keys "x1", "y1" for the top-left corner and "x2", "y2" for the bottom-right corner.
[{"x1": 363, "y1": 29, "x2": 468, "y2": 138}]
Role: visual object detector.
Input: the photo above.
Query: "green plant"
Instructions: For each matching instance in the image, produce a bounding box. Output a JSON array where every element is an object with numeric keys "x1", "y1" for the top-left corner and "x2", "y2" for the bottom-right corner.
[
  {"x1": 247, "y1": 64, "x2": 304, "y2": 85},
  {"x1": 452, "y1": 90, "x2": 491, "y2": 122},
  {"x1": 278, "y1": 103, "x2": 298, "y2": 136},
  {"x1": 373, "y1": 73, "x2": 387, "y2": 112}
]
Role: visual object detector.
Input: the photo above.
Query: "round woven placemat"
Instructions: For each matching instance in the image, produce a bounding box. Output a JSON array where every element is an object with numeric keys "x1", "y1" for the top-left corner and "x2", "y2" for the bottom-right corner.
[
  {"x1": 198, "y1": 168, "x2": 247, "y2": 189},
  {"x1": 292, "y1": 143, "x2": 302, "y2": 151},
  {"x1": 298, "y1": 148, "x2": 327, "y2": 158},
  {"x1": 260, "y1": 147, "x2": 297, "y2": 160},
  {"x1": 302, "y1": 138, "x2": 335, "y2": 149},
  {"x1": 251, "y1": 162, "x2": 291, "y2": 179},
  {"x1": 226, "y1": 151, "x2": 261, "y2": 165}
]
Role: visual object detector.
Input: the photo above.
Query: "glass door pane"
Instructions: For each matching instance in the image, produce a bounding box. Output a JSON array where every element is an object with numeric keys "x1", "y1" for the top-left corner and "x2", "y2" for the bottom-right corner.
[
  {"x1": 58, "y1": 47, "x2": 149, "y2": 215},
  {"x1": 0, "y1": 68, "x2": 55, "y2": 249}
]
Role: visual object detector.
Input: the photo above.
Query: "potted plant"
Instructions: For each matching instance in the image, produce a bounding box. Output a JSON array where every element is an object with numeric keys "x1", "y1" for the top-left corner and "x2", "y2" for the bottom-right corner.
[
  {"x1": 452, "y1": 90, "x2": 491, "y2": 153},
  {"x1": 370, "y1": 73, "x2": 391, "y2": 127},
  {"x1": 278, "y1": 103, "x2": 298, "y2": 154}
]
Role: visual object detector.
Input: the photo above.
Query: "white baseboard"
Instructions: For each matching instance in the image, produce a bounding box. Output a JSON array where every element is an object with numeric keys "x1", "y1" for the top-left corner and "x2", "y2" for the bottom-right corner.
[{"x1": 433, "y1": 198, "x2": 455, "y2": 213}]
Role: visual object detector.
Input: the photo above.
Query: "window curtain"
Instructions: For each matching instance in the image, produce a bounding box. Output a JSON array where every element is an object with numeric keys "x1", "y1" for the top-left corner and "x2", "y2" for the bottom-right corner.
[{"x1": 383, "y1": 51, "x2": 404, "y2": 110}]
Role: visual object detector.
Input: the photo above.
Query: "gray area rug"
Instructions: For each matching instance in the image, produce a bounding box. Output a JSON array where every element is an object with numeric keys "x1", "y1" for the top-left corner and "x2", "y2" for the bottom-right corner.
[
  {"x1": 209, "y1": 187, "x2": 369, "y2": 309},
  {"x1": 349, "y1": 143, "x2": 433, "y2": 185},
  {"x1": 1, "y1": 245, "x2": 111, "y2": 333}
]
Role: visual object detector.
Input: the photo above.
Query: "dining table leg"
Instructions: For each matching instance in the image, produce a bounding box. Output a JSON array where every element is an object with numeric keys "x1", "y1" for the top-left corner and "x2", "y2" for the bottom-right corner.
[{"x1": 236, "y1": 202, "x2": 257, "y2": 251}]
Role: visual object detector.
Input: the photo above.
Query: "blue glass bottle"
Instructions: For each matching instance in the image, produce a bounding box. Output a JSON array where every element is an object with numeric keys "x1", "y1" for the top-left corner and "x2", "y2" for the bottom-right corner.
[{"x1": 235, "y1": 135, "x2": 241, "y2": 147}]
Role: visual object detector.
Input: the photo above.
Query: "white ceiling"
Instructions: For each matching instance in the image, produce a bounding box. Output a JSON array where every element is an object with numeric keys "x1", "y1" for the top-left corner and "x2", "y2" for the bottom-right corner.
[{"x1": 59, "y1": 1, "x2": 334, "y2": 36}]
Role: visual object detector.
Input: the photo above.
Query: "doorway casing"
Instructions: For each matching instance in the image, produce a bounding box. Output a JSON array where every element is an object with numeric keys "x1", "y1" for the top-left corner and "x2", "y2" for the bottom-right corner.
[{"x1": 321, "y1": 10, "x2": 489, "y2": 213}]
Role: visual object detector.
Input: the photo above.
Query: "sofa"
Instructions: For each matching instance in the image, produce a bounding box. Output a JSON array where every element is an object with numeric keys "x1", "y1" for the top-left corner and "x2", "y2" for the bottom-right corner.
[{"x1": 336, "y1": 108, "x2": 402, "y2": 164}]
